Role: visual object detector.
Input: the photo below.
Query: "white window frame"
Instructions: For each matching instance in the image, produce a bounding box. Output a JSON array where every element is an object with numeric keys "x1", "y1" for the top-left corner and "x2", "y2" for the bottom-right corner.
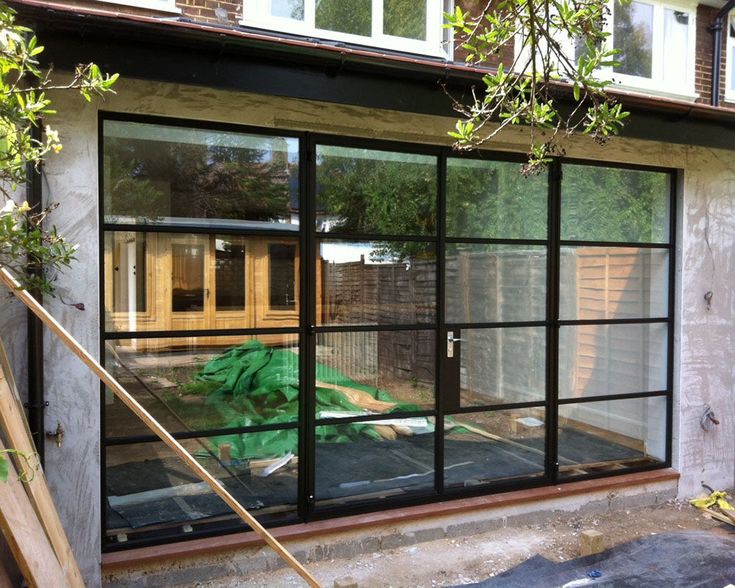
[
  {"x1": 93, "y1": 0, "x2": 180, "y2": 13},
  {"x1": 241, "y1": 0, "x2": 451, "y2": 58},
  {"x1": 725, "y1": 12, "x2": 735, "y2": 102},
  {"x1": 605, "y1": 0, "x2": 698, "y2": 100}
]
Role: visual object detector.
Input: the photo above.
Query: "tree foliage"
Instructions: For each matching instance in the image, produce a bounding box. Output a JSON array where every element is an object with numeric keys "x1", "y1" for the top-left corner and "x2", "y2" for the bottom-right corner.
[
  {"x1": 445, "y1": 0, "x2": 631, "y2": 171},
  {"x1": 0, "y1": 2, "x2": 118, "y2": 295}
]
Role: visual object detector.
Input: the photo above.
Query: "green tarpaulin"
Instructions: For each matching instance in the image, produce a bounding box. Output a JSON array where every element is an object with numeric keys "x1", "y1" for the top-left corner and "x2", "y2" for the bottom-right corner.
[{"x1": 194, "y1": 340, "x2": 420, "y2": 460}]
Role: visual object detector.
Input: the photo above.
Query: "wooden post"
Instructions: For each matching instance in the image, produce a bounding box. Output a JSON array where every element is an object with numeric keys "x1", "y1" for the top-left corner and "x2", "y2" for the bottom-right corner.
[
  {"x1": 0, "y1": 341, "x2": 85, "y2": 587},
  {"x1": 0, "y1": 437, "x2": 68, "y2": 587},
  {"x1": 0, "y1": 267, "x2": 321, "y2": 588}
]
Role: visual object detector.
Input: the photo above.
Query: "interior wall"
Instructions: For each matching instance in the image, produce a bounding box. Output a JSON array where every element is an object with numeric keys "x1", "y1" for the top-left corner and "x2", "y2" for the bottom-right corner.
[{"x1": 37, "y1": 77, "x2": 735, "y2": 584}]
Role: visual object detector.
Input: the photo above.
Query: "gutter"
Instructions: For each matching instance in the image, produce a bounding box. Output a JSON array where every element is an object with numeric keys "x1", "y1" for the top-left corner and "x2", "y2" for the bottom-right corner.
[{"x1": 710, "y1": 0, "x2": 735, "y2": 106}]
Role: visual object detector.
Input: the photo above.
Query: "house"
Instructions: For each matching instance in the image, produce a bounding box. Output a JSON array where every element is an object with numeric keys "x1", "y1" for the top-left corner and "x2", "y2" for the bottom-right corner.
[{"x1": 1, "y1": 0, "x2": 735, "y2": 585}]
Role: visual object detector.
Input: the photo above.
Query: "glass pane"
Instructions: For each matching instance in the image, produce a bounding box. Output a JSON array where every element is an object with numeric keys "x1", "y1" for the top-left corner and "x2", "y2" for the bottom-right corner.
[
  {"x1": 444, "y1": 408, "x2": 545, "y2": 488},
  {"x1": 663, "y1": 9, "x2": 689, "y2": 88},
  {"x1": 446, "y1": 158, "x2": 547, "y2": 239},
  {"x1": 445, "y1": 244, "x2": 546, "y2": 323},
  {"x1": 316, "y1": 145, "x2": 437, "y2": 236},
  {"x1": 271, "y1": 0, "x2": 304, "y2": 19},
  {"x1": 559, "y1": 247, "x2": 669, "y2": 320},
  {"x1": 104, "y1": 335, "x2": 299, "y2": 438},
  {"x1": 613, "y1": 1, "x2": 653, "y2": 78},
  {"x1": 315, "y1": 420, "x2": 434, "y2": 505},
  {"x1": 103, "y1": 120, "x2": 299, "y2": 230},
  {"x1": 269, "y1": 244, "x2": 296, "y2": 310},
  {"x1": 559, "y1": 323, "x2": 667, "y2": 399},
  {"x1": 318, "y1": 240, "x2": 436, "y2": 326},
  {"x1": 384, "y1": 0, "x2": 426, "y2": 40},
  {"x1": 315, "y1": 330, "x2": 435, "y2": 412},
  {"x1": 215, "y1": 236, "x2": 246, "y2": 312},
  {"x1": 105, "y1": 435, "x2": 297, "y2": 538},
  {"x1": 315, "y1": 0, "x2": 371, "y2": 36},
  {"x1": 561, "y1": 164, "x2": 670, "y2": 243},
  {"x1": 104, "y1": 232, "x2": 299, "y2": 332},
  {"x1": 172, "y1": 241, "x2": 205, "y2": 312},
  {"x1": 109, "y1": 232, "x2": 147, "y2": 314},
  {"x1": 456, "y1": 327, "x2": 545, "y2": 407},
  {"x1": 558, "y1": 396, "x2": 666, "y2": 477}
]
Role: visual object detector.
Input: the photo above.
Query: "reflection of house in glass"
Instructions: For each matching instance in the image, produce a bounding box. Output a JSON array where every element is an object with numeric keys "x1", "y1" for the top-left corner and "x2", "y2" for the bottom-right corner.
[{"x1": 104, "y1": 122, "x2": 305, "y2": 348}]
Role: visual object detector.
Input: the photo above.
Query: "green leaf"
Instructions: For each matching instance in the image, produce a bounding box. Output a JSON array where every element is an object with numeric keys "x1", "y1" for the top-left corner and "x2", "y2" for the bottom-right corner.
[{"x1": 0, "y1": 456, "x2": 7, "y2": 482}]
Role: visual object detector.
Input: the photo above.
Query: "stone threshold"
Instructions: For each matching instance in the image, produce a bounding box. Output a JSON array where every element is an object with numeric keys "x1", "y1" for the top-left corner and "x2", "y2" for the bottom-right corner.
[{"x1": 102, "y1": 468, "x2": 679, "y2": 571}]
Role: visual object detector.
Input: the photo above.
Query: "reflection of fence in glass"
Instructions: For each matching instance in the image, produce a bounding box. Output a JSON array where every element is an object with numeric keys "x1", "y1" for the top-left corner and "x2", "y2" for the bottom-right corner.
[
  {"x1": 321, "y1": 246, "x2": 667, "y2": 429},
  {"x1": 559, "y1": 247, "x2": 668, "y2": 454}
]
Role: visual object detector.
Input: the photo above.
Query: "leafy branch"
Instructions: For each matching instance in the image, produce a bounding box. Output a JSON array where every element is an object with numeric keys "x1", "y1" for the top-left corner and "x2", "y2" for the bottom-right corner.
[
  {"x1": 0, "y1": 447, "x2": 38, "y2": 483},
  {"x1": 0, "y1": 2, "x2": 118, "y2": 294},
  {"x1": 445, "y1": 0, "x2": 630, "y2": 172}
]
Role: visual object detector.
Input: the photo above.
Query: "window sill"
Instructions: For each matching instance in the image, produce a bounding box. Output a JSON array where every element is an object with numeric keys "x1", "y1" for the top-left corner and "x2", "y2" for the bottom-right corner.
[
  {"x1": 609, "y1": 82, "x2": 699, "y2": 103},
  {"x1": 93, "y1": 0, "x2": 181, "y2": 15},
  {"x1": 101, "y1": 467, "x2": 679, "y2": 571},
  {"x1": 238, "y1": 20, "x2": 449, "y2": 60}
]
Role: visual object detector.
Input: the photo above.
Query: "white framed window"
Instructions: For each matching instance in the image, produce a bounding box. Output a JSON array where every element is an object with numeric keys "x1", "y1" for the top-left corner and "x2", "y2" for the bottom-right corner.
[
  {"x1": 606, "y1": 0, "x2": 697, "y2": 99},
  {"x1": 516, "y1": 0, "x2": 697, "y2": 100},
  {"x1": 726, "y1": 13, "x2": 735, "y2": 101},
  {"x1": 93, "y1": 0, "x2": 180, "y2": 13},
  {"x1": 241, "y1": 0, "x2": 452, "y2": 58}
]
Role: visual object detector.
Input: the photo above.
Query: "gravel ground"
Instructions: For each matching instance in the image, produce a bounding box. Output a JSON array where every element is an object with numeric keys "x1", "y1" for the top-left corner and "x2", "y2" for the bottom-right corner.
[{"x1": 195, "y1": 499, "x2": 727, "y2": 588}]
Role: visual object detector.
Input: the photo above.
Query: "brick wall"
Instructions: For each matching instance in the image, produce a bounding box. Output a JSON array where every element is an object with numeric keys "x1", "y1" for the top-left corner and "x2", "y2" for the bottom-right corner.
[
  {"x1": 454, "y1": 0, "x2": 515, "y2": 69},
  {"x1": 695, "y1": 5, "x2": 717, "y2": 106},
  {"x1": 177, "y1": 0, "x2": 241, "y2": 25}
]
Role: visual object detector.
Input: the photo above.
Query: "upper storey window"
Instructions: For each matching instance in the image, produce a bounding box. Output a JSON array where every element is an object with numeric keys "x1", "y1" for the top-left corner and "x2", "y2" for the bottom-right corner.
[
  {"x1": 609, "y1": 0, "x2": 696, "y2": 98},
  {"x1": 242, "y1": 0, "x2": 450, "y2": 57}
]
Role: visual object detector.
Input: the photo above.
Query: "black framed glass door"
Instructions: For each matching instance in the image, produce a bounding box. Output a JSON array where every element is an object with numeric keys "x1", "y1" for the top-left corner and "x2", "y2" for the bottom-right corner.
[
  {"x1": 100, "y1": 114, "x2": 674, "y2": 549},
  {"x1": 440, "y1": 157, "x2": 550, "y2": 491}
]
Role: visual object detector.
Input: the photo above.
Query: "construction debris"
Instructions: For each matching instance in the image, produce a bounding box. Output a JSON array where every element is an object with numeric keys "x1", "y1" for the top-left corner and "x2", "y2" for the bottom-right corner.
[{"x1": 689, "y1": 487, "x2": 735, "y2": 528}]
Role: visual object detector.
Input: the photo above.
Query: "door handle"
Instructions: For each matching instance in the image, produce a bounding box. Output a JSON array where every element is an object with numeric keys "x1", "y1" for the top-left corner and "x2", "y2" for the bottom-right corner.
[{"x1": 447, "y1": 331, "x2": 464, "y2": 358}]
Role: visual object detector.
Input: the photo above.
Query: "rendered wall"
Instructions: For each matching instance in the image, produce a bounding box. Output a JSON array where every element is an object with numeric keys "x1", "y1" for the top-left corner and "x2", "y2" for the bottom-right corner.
[{"x1": 34, "y1": 77, "x2": 735, "y2": 585}]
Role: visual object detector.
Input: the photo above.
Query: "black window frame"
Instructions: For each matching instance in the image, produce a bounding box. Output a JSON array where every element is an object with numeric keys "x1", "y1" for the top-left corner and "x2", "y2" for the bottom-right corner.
[{"x1": 98, "y1": 112, "x2": 676, "y2": 552}]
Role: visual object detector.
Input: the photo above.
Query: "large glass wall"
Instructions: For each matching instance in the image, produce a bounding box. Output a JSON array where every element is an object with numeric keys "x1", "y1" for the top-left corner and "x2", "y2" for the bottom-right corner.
[{"x1": 101, "y1": 116, "x2": 673, "y2": 549}]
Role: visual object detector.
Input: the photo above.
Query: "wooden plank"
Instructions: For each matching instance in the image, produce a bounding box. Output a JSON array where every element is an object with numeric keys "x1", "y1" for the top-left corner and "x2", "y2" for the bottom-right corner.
[
  {"x1": 0, "y1": 341, "x2": 85, "y2": 588},
  {"x1": 0, "y1": 267, "x2": 320, "y2": 588},
  {"x1": 315, "y1": 380, "x2": 397, "y2": 413},
  {"x1": 0, "y1": 437, "x2": 68, "y2": 588}
]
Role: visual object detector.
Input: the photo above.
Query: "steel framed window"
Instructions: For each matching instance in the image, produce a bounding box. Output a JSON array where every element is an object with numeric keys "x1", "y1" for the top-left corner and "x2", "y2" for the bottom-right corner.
[{"x1": 99, "y1": 112, "x2": 675, "y2": 551}]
